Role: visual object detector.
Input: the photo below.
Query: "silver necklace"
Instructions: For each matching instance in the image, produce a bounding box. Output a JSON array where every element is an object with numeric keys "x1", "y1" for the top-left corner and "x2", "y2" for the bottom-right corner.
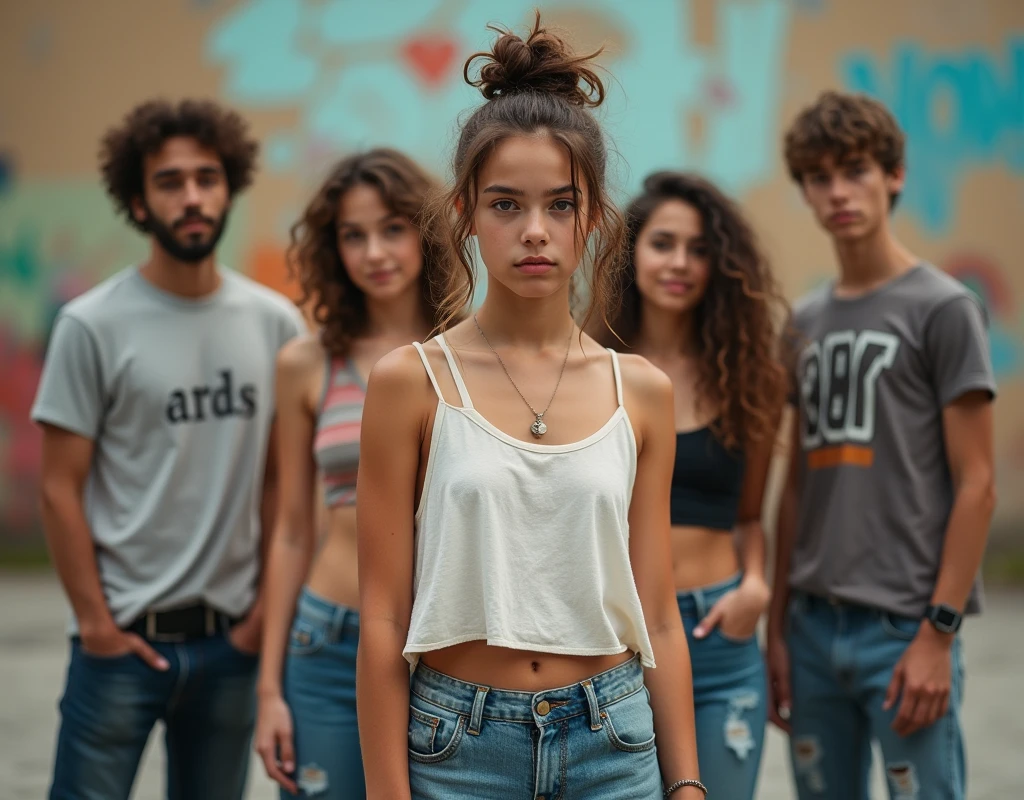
[{"x1": 472, "y1": 314, "x2": 573, "y2": 438}]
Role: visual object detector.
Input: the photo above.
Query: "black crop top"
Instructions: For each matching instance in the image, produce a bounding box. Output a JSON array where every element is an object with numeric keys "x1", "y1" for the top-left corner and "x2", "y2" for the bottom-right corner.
[{"x1": 671, "y1": 426, "x2": 745, "y2": 531}]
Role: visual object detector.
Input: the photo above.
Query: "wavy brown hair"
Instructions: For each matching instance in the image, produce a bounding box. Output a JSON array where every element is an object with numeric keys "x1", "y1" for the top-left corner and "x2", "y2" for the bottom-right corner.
[
  {"x1": 289, "y1": 149, "x2": 447, "y2": 358},
  {"x1": 100, "y1": 98, "x2": 258, "y2": 232},
  {"x1": 784, "y1": 90, "x2": 906, "y2": 210},
  {"x1": 594, "y1": 171, "x2": 790, "y2": 452},
  {"x1": 423, "y1": 10, "x2": 626, "y2": 331}
]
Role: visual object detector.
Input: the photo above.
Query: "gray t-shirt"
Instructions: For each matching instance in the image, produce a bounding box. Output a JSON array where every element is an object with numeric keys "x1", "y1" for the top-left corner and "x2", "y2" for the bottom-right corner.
[
  {"x1": 788, "y1": 264, "x2": 996, "y2": 618},
  {"x1": 31, "y1": 267, "x2": 306, "y2": 630}
]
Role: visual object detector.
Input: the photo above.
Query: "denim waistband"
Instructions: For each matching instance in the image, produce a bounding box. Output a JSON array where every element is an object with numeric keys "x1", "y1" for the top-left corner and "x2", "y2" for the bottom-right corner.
[
  {"x1": 790, "y1": 590, "x2": 916, "y2": 620},
  {"x1": 676, "y1": 572, "x2": 743, "y2": 618},
  {"x1": 296, "y1": 586, "x2": 360, "y2": 638},
  {"x1": 410, "y1": 653, "x2": 645, "y2": 727}
]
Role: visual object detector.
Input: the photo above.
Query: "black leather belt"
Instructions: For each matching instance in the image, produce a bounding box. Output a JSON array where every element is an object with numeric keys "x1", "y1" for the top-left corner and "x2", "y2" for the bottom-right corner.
[{"x1": 126, "y1": 604, "x2": 241, "y2": 642}]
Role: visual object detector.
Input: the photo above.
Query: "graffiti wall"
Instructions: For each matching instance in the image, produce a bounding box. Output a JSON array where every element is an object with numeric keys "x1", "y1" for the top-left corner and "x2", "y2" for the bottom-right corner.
[{"x1": 1, "y1": 0, "x2": 1022, "y2": 542}]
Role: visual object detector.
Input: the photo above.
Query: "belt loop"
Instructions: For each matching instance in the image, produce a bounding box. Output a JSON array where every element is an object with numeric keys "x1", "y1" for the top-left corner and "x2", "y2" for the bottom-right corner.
[
  {"x1": 205, "y1": 607, "x2": 215, "y2": 637},
  {"x1": 146, "y1": 612, "x2": 156, "y2": 640},
  {"x1": 582, "y1": 679, "x2": 602, "y2": 731},
  {"x1": 694, "y1": 588, "x2": 707, "y2": 621},
  {"x1": 467, "y1": 686, "x2": 488, "y2": 736},
  {"x1": 332, "y1": 606, "x2": 346, "y2": 641}
]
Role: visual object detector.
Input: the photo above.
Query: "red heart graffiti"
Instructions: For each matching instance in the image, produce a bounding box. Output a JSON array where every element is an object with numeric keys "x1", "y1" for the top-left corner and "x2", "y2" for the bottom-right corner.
[{"x1": 402, "y1": 37, "x2": 457, "y2": 88}]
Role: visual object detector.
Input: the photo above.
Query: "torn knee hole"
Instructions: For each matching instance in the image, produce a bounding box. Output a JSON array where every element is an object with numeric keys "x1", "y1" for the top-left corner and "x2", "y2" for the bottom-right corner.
[
  {"x1": 886, "y1": 762, "x2": 920, "y2": 799},
  {"x1": 723, "y1": 692, "x2": 760, "y2": 760},
  {"x1": 793, "y1": 736, "x2": 827, "y2": 794},
  {"x1": 297, "y1": 763, "x2": 329, "y2": 796}
]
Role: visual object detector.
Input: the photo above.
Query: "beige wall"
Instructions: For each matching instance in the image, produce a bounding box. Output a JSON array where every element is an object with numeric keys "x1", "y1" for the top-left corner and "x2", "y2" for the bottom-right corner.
[{"x1": 1, "y1": 0, "x2": 1021, "y2": 540}]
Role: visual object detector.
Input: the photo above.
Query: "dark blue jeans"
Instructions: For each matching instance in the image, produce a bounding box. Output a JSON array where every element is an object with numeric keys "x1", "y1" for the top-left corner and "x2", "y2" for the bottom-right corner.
[{"x1": 49, "y1": 633, "x2": 258, "y2": 800}]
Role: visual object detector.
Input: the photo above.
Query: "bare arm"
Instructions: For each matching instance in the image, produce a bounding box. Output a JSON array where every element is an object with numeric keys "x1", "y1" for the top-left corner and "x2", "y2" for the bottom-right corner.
[
  {"x1": 735, "y1": 419, "x2": 779, "y2": 586},
  {"x1": 767, "y1": 408, "x2": 799, "y2": 637},
  {"x1": 931, "y1": 390, "x2": 996, "y2": 612},
  {"x1": 624, "y1": 359, "x2": 702, "y2": 796},
  {"x1": 255, "y1": 342, "x2": 321, "y2": 791},
  {"x1": 357, "y1": 347, "x2": 426, "y2": 800},
  {"x1": 230, "y1": 416, "x2": 281, "y2": 654},
  {"x1": 883, "y1": 389, "x2": 996, "y2": 737},
  {"x1": 39, "y1": 424, "x2": 167, "y2": 668},
  {"x1": 765, "y1": 407, "x2": 799, "y2": 731},
  {"x1": 40, "y1": 426, "x2": 112, "y2": 635},
  {"x1": 692, "y1": 414, "x2": 780, "y2": 638}
]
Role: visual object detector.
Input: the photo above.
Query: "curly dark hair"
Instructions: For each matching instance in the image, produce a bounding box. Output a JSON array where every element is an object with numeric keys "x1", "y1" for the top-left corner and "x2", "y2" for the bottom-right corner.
[
  {"x1": 784, "y1": 90, "x2": 906, "y2": 210},
  {"x1": 593, "y1": 172, "x2": 790, "y2": 452},
  {"x1": 289, "y1": 149, "x2": 449, "y2": 358},
  {"x1": 99, "y1": 98, "x2": 259, "y2": 232}
]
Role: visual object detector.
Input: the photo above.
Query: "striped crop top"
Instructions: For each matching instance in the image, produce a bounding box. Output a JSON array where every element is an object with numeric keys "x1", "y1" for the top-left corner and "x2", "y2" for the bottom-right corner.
[{"x1": 313, "y1": 355, "x2": 366, "y2": 508}]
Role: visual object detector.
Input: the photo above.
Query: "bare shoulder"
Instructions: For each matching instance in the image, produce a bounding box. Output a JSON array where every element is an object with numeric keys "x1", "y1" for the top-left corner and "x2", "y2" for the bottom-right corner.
[
  {"x1": 616, "y1": 352, "x2": 673, "y2": 404},
  {"x1": 366, "y1": 343, "x2": 435, "y2": 401},
  {"x1": 277, "y1": 333, "x2": 325, "y2": 378}
]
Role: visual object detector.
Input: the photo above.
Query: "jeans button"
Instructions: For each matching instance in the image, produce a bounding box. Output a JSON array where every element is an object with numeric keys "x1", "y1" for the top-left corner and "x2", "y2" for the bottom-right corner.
[{"x1": 536, "y1": 700, "x2": 551, "y2": 716}]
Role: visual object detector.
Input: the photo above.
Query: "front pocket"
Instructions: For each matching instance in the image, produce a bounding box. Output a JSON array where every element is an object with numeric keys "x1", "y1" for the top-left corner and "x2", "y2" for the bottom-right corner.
[
  {"x1": 287, "y1": 618, "x2": 328, "y2": 656},
  {"x1": 880, "y1": 612, "x2": 920, "y2": 641},
  {"x1": 714, "y1": 625, "x2": 758, "y2": 645},
  {"x1": 408, "y1": 702, "x2": 466, "y2": 763},
  {"x1": 602, "y1": 689, "x2": 657, "y2": 753}
]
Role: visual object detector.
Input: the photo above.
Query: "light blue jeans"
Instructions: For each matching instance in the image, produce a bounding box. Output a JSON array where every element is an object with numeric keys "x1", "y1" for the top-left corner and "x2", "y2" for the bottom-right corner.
[
  {"x1": 407, "y1": 653, "x2": 662, "y2": 799},
  {"x1": 281, "y1": 587, "x2": 364, "y2": 799},
  {"x1": 49, "y1": 633, "x2": 257, "y2": 800},
  {"x1": 786, "y1": 590, "x2": 966, "y2": 799},
  {"x1": 677, "y1": 573, "x2": 768, "y2": 800}
]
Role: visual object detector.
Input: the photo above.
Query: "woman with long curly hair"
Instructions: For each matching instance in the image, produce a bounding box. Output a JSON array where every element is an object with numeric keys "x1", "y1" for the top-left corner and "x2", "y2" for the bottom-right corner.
[
  {"x1": 253, "y1": 149, "x2": 447, "y2": 799},
  {"x1": 592, "y1": 171, "x2": 790, "y2": 799}
]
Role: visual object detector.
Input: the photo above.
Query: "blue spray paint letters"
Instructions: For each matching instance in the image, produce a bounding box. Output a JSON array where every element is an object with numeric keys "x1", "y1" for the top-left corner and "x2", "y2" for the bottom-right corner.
[{"x1": 844, "y1": 39, "x2": 1024, "y2": 232}]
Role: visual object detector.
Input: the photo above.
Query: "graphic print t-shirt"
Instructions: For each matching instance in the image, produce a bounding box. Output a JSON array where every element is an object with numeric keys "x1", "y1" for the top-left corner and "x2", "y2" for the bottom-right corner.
[
  {"x1": 31, "y1": 267, "x2": 306, "y2": 630},
  {"x1": 788, "y1": 264, "x2": 996, "y2": 618}
]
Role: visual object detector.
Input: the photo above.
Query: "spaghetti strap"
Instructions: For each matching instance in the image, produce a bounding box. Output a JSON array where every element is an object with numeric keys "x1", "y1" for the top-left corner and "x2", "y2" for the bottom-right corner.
[
  {"x1": 607, "y1": 348, "x2": 624, "y2": 407},
  {"x1": 436, "y1": 334, "x2": 474, "y2": 409},
  {"x1": 412, "y1": 342, "x2": 444, "y2": 401}
]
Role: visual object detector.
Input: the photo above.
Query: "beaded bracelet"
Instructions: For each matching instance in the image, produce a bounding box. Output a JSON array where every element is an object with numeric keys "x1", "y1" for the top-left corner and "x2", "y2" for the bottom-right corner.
[{"x1": 664, "y1": 778, "x2": 708, "y2": 797}]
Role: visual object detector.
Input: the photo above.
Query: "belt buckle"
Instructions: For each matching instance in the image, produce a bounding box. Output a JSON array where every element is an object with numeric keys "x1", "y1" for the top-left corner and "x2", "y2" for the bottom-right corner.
[{"x1": 145, "y1": 612, "x2": 185, "y2": 643}]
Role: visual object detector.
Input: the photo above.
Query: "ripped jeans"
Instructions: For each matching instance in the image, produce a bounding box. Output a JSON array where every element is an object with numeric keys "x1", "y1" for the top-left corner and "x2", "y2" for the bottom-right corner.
[
  {"x1": 281, "y1": 587, "x2": 364, "y2": 799},
  {"x1": 677, "y1": 573, "x2": 768, "y2": 800},
  {"x1": 786, "y1": 591, "x2": 965, "y2": 800}
]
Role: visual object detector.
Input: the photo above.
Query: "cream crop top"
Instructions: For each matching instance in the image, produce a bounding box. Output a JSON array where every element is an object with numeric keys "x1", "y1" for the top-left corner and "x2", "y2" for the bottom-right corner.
[{"x1": 403, "y1": 334, "x2": 656, "y2": 669}]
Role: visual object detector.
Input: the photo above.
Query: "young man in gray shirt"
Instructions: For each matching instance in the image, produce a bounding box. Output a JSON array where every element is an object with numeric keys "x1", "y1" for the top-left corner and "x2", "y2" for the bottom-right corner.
[
  {"x1": 32, "y1": 99, "x2": 306, "y2": 800},
  {"x1": 767, "y1": 91, "x2": 997, "y2": 800}
]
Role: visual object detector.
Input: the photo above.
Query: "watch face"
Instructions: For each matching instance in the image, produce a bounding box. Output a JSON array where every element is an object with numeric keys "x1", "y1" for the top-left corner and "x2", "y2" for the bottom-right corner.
[{"x1": 936, "y1": 607, "x2": 958, "y2": 627}]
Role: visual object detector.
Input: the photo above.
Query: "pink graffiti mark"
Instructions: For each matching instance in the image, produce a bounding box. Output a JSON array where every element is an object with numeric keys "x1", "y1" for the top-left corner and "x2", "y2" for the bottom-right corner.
[
  {"x1": 0, "y1": 326, "x2": 44, "y2": 532},
  {"x1": 704, "y1": 76, "x2": 737, "y2": 108},
  {"x1": 943, "y1": 253, "x2": 1015, "y2": 319},
  {"x1": 401, "y1": 36, "x2": 458, "y2": 88}
]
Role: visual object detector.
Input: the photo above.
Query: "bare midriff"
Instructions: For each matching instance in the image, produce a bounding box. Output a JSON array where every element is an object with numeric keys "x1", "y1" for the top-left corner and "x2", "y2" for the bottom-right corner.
[
  {"x1": 305, "y1": 505, "x2": 361, "y2": 610},
  {"x1": 671, "y1": 524, "x2": 740, "y2": 591},
  {"x1": 421, "y1": 642, "x2": 635, "y2": 692}
]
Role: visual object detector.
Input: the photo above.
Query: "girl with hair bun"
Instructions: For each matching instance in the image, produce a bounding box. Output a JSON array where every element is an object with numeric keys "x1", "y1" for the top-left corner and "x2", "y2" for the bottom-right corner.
[{"x1": 356, "y1": 13, "x2": 704, "y2": 800}]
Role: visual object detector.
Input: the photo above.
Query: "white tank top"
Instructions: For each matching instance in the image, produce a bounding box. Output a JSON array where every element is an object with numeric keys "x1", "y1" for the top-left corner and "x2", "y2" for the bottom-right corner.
[{"x1": 403, "y1": 334, "x2": 656, "y2": 669}]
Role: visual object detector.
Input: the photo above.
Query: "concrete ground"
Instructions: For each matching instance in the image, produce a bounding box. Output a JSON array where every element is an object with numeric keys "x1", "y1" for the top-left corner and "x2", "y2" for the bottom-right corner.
[{"x1": 2, "y1": 571, "x2": 1021, "y2": 799}]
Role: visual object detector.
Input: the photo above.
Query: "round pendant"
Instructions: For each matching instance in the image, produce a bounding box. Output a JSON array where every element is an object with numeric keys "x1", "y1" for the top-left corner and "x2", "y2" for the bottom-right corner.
[{"x1": 530, "y1": 418, "x2": 548, "y2": 437}]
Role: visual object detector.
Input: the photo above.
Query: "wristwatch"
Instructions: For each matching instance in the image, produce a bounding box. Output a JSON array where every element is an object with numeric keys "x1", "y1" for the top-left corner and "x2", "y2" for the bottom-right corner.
[{"x1": 923, "y1": 604, "x2": 962, "y2": 634}]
